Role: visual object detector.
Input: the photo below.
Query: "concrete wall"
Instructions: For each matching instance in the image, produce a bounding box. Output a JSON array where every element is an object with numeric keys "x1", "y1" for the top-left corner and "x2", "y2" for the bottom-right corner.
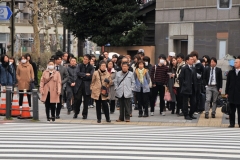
[{"x1": 104, "y1": 46, "x2": 155, "y2": 64}]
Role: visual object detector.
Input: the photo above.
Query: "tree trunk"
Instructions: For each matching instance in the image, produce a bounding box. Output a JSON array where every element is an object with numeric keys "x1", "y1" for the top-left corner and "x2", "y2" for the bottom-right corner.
[
  {"x1": 51, "y1": 9, "x2": 60, "y2": 51},
  {"x1": 43, "y1": 0, "x2": 51, "y2": 54},
  {"x1": 32, "y1": 0, "x2": 40, "y2": 58}
]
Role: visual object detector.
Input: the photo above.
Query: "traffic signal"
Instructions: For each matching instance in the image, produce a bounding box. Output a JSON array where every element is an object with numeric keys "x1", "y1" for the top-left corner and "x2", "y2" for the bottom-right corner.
[{"x1": 217, "y1": 0, "x2": 232, "y2": 10}]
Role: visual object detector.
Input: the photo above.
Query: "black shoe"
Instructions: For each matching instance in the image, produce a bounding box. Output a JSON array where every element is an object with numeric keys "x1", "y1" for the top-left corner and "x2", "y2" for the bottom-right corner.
[
  {"x1": 97, "y1": 120, "x2": 101, "y2": 123},
  {"x1": 110, "y1": 111, "x2": 114, "y2": 114},
  {"x1": 82, "y1": 115, "x2": 87, "y2": 119},
  {"x1": 67, "y1": 110, "x2": 71, "y2": 115},
  {"x1": 178, "y1": 113, "x2": 184, "y2": 116},
  {"x1": 171, "y1": 111, "x2": 175, "y2": 114},
  {"x1": 205, "y1": 114, "x2": 209, "y2": 119},
  {"x1": 134, "y1": 107, "x2": 138, "y2": 110},
  {"x1": 52, "y1": 117, "x2": 55, "y2": 122},
  {"x1": 138, "y1": 114, "x2": 142, "y2": 117},
  {"x1": 73, "y1": 114, "x2": 78, "y2": 119},
  {"x1": 56, "y1": 116, "x2": 60, "y2": 119},
  {"x1": 185, "y1": 115, "x2": 192, "y2": 120},
  {"x1": 211, "y1": 114, "x2": 216, "y2": 118},
  {"x1": 228, "y1": 125, "x2": 235, "y2": 128},
  {"x1": 239, "y1": 125, "x2": 240, "y2": 128},
  {"x1": 190, "y1": 115, "x2": 197, "y2": 119},
  {"x1": 106, "y1": 119, "x2": 111, "y2": 123},
  {"x1": 143, "y1": 115, "x2": 148, "y2": 117}
]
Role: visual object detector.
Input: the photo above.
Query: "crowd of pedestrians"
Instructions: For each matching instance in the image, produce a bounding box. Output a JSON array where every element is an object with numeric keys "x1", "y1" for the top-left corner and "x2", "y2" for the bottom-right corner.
[{"x1": 0, "y1": 51, "x2": 240, "y2": 127}]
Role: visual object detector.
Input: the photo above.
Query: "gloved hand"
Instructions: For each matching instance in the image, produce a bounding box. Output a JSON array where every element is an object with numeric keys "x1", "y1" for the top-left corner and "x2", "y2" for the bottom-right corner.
[{"x1": 104, "y1": 78, "x2": 110, "y2": 83}]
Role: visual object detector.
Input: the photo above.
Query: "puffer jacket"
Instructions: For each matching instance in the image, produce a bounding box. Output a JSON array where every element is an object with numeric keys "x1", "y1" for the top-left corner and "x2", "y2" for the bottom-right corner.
[{"x1": 0, "y1": 63, "x2": 16, "y2": 86}]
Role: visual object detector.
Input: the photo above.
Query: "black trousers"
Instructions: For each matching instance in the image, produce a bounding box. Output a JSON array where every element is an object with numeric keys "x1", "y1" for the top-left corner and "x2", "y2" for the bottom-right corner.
[
  {"x1": 74, "y1": 83, "x2": 90, "y2": 116},
  {"x1": 110, "y1": 100, "x2": 115, "y2": 112},
  {"x1": 67, "y1": 87, "x2": 74, "y2": 111},
  {"x1": 229, "y1": 103, "x2": 240, "y2": 126},
  {"x1": 19, "y1": 90, "x2": 31, "y2": 107},
  {"x1": 118, "y1": 97, "x2": 131, "y2": 121},
  {"x1": 150, "y1": 84, "x2": 165, "y2": 113},
  {"x1": 45, "y1": 92, "x2": 56, "y2": 120},
  {"x1": 56, "y1": 95, "x2": 62, "y2": 117},
  {"x1": 176, "y1": 87, "x2": 183, "y2": 114},
  {"x1": 96, "y1": 96, "x2": 110, "y2": 121},
  {"x1": 136, "y1": 88, "x2": 149, "y2": 116},
  {"x1": 196, "y1": 84, "x2": 203, "y2": 112},
  {"x1": 182, "y1": 90, "x2": 196, "y2": 117}
]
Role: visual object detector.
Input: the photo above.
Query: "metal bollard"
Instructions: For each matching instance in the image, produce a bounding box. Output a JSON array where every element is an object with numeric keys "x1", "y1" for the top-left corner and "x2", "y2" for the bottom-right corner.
[
  {"x1": 5, "y1": 86, "x2": 12, "y2": 119},
  {"x1": 32, "y1": 89, "x2": 39, "y2": 120}
]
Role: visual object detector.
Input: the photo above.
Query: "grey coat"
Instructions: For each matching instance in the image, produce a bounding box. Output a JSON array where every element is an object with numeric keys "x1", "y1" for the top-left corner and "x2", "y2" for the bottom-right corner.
[
  {"x1": 114, "y1": 71, "x2": 135, "y2": 98},
  {"x1": 108, "y1": 70, "x2": 117, "y2": 100},
  {"x1": 57, "y1": 65, "x2": 69, "y2": 95},
  {"x1": 66, "y1": 65, "x2": 78, "y2": 93}
]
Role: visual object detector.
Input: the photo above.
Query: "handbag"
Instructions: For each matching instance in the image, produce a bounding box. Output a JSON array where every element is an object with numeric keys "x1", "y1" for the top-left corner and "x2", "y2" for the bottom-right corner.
[
  {"x1": 29, "y1": 79, "x2": 35, "y2": 91},
  {"x1": 221, "y1": 99, "x2": 230, "y2": 115},
  {"x1": 164, "y1": 87, "x2": 172, "y2": 101},
  {"x1": 216, "y1": 95, "x2": 225, "y2": 108},
  {"x1": 98, "y1": 71, "x2": 108, "y2": 97}
]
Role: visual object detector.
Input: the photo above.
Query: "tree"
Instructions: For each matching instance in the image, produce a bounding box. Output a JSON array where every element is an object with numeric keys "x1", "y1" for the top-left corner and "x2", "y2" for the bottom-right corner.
[{"x1": 58, "y1": 0, "x2": 146, "y2": 46}]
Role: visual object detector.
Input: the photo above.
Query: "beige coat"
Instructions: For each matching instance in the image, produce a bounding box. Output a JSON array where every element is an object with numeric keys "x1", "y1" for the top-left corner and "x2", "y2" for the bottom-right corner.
[
  {"x1": 90, "y1": 70, "x2": 112, "y2": 100},
  {"x1": 39, "y1": 70, "x2": 62, "y2": 103},
  {"x1": 16, "y1": 62, "x2": 34, "y2": 90}
]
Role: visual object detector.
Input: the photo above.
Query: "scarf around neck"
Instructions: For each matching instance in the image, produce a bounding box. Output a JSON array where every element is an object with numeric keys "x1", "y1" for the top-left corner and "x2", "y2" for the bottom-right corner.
[{"x1": 137, "y1": 68, "x2": 145, "y2": 84}]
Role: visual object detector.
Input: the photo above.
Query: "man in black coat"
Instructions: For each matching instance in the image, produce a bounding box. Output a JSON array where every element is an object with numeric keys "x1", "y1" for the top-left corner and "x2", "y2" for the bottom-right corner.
[
  {"x1": 73, "y1": 54, "x2": 94, "y2": 119},
  {"x1": 204, "y1": 57, "x2": 222, "y2": 119},
  {"x1": 179, "y1": 55, "x2": 198, "y2": 120},
  {"x1": 225, "y1": 58, "x2": 240, "y2": 128}
]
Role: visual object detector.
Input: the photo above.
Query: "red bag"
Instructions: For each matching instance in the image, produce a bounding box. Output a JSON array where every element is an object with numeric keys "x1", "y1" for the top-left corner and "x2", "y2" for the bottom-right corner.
[{"x1": 164, "y1": 87, "x2": 172, "y2": 101}]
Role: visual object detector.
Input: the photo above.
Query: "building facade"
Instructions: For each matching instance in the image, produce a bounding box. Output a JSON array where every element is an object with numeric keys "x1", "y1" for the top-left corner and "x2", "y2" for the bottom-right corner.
[{"x1": 155, "y1": 0, "x2": 240, "y2": 61}]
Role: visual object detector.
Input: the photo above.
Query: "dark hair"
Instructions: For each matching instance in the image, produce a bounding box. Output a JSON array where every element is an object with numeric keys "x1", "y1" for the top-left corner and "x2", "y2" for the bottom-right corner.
[
  {"x1": 50, "y1": 55, "x2": 55, "y2": 61},
  {"x1": 176, "y1": 53, "x2": 184, "y2": 60},
  {"x1": 136, "y1": 60, "x2": 145, "y2": 68},
  {"x1": 99, "y1": 60, "x2": 107, "y2": 66},
  {"x1": 84, "y1": 54, "x2": 91, "y2": 60},
  {"x1": 62, "y1": 52, "x2": 68, "y2": 57},
  {"x1": 169, "y1": 57, "x2": 177, "y2": 70},
  {"x1": 143, "y1": 56, "x2": 150, "y2": 63},
  {"x1": 90, "y1": 54, "x2": 96, "y2": 58},
  {"x1": 185, "y1": 54, "x2": 193, "y2": 61},
  {"x1": 0, "y1": 54, "x2": 8, "y2": 63},
  {"x1": 210, "y1": 57, "x2": 217, "y2": 64},
  {"x1": 55, "y1": 50, "x2": 64, "y2": 57},
  {"x1": 238, "y1": 55, "x2": 240, "y2": 59},
  {"x1": 54, "y1": 55, "x2": 62, "y2": 60},
  {"x1": 48, "y1": 60, "x2": 55, "y2": 64},
  {"x1": 190, "y1": 51, "x2": 199, "y2": 59},
  {"x1": 199, "y1": 58, "x2": 205, "y2": 63},
  {"x1": 9, "y1": 57, "x2": 17, "y2": 69},
  {"x1": 112, "y1": 54, "x2": 119, "y2": 59},
  {"x1": 98, "y1": 54, "x2": 105, "y2": 61},
  {"x1": 70, "y1": 57, "x2": 77, "y2": 61},
  {"x1": 107, "y1": 60, "x2": 114, "y2": 68},
  {"x1": 158, "y1": 54, "x2": 166, "y2": 60},
  {"x1": 134, "y1": 55, "x2": 141, "y2": 61},
  {"x1": 138, "y1": 52, "x2": 145, "y2": 56},
  {"x1": 25, "y1": 53, "x2": 33, "y2": 63},
  {"x1": 21, "y1": 54, "x2": 28, "y2": 60},
  {"x1": 121, "y1": 61, "x2": 129, "y2": 67},
  {"x1": 203, "y1": 55, "x2": 211, "y2": 64}
]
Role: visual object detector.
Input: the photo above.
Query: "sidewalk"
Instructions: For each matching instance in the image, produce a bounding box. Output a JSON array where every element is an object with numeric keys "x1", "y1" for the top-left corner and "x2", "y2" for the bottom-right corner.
[{"x1": 0, "y1": 98, "x2": 230, "y2": 128}]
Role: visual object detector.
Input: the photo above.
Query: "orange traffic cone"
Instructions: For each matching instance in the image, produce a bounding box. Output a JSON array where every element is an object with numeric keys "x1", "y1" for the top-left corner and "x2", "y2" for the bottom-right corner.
[
  {"x1": 18, "y1": 93, "x2": 32, "y2": 119},
  {"x1": 0, "y1": 86, "x2": 6, "y2": 116},
  {"x1": 11, "y1": 90, "x2": 21, "y2": 117}
]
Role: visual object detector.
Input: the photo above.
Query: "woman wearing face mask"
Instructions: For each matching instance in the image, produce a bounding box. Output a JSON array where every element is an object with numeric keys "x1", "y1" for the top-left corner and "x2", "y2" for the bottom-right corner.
[
  {"x1": 16, "y1": 55, "x2": 34, "y2": 107},
  {"x1": 133, "y1": 60, "x2": 150, "y2": 117},
  {"x1": 150, "y1": 54, "x2": 169, "y2": 116},
  {"x1": 91, "y1": 61, "x2": 112, "y2": 123},
  {"x1": 0, "y1": 55, "x2": 16, "y2": 88},
  {"x1": 40, "y1": 61, "x2": 61, "y2": 122}
]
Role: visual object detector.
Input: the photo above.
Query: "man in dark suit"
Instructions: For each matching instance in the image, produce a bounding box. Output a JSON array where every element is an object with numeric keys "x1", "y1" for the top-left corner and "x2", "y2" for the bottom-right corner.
[
  {"x1": 54, "y1": 55, "x2": 69, "y2": 119},
  {"x1": 179, "y1": 54, "x2": 198, "y2": 120},
  {"x1": 73, "y1": 54, "x2": 94, "y2": 119},
  {"x1": 204, "y1": 57, "x2": 222, "y2": 119},
  {"x1": 225, "y1": 58, "x2": 240, "y2": 128}
]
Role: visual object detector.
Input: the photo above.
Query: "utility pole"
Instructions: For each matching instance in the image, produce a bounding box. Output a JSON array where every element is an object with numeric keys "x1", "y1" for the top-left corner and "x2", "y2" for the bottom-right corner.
[{"x1": 10, "y1": 0, "x2": 15, "y2": 56}]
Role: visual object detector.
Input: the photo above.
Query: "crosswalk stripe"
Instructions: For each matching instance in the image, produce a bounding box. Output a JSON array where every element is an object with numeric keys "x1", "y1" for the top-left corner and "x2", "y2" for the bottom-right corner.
[{"x1": 0, "y1": 123, "x2": 239, "y2": 159}]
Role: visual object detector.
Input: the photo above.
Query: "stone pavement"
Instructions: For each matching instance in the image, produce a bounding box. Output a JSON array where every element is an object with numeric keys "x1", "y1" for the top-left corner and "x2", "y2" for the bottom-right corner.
[{"x1": 0, "y1": 97, "x2": 231, "y2": 128}]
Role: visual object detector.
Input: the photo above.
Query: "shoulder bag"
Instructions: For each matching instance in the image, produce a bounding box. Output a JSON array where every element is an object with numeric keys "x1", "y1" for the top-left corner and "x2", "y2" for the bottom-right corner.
[
  {"x1": 98, "y1": 71, "x2": 108, "y2": 97},
  {"x1": 117, "y1": 71, "x2": 129, "y2": 87}
]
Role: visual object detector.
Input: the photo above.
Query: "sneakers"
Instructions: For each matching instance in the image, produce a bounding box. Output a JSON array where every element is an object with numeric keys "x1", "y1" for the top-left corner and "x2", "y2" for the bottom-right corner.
[
  {"x1": 161, "y1": 112, "x2": 166, "y2": 116},
  {"x1": 194, "y1": 112, "x2": 198, "y2": 115},
  {"x1": 151, "y1": 112, "x2": 154, "y2": 116}
]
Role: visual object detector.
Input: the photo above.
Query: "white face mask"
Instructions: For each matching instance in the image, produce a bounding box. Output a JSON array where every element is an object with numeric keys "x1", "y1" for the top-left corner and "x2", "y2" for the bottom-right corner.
[
  {"x1": 159, "y1": 59, "x2": 165, "y2": 65},
  {"x1": 9, "y1": 62, "x2": 13, "y2": 65},
  {"x1": 48, "y1": 65, "x2": 54, "y2": 70},
  {"x1": 145, "y1": 62, "x2": 148, "y2": 66},
  {"x1": 21, "y1": 59, "x2": 27, "y2": 64}
]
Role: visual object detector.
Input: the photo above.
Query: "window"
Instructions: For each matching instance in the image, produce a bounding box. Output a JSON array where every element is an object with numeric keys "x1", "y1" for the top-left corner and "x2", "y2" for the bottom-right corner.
[{"x1": 218, "y1": 40, "x2": 227, "y2": 59}]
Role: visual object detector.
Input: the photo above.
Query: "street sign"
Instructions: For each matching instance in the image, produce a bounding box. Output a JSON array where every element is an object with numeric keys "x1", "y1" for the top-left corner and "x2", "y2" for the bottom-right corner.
[{"x1": 0, "y1": 6, "x2": 12, "y2": 20}]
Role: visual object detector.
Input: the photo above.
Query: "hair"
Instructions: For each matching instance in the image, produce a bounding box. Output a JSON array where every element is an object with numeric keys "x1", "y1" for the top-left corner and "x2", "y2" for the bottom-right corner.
[
  {"x1": 199, "y1": 58, "x2": 205, "y2": 64},
  {"x1": 238, "y1": 55, "x2": 240, "y2": 59},
  {"x1": 84, "y1": 54, "x2": 91, "y2": 60},
  {"x1": 136, "y1": 60, "x2": 145, "y2": 68},
  {"x1": 25, "y1": 53, "x2": 32, "y2": 63},
  {"x1": 103, "y1": 51, "x2": 108, "y2": 54},
  {"x1": 71, "y1": 57, "x2": 77, "y2": 61},
  {"x1": 112, "y1": 54, "x2": 119, "y2": 59},
  {"x1": 0, "y1": 54, "x2": 8, "y2": 63},
  {"x1": 138, "y1": 52, "x2": 145, "y2": 56},
  {"x1": 176, "y1": 53, "x2": 185, "y2": 60},
  {"x1": 158, "y1": 54, "x2": 166, "y2": 60},
  {"x1": 169, "y1": 57, "x2": 177, "y2": 70},
  {"x1": 21, "y1": 54, "x2": 28, "y2": 60},
  {"x1": 62, "y1": 52, "x2": 68, "y2": 57},
  {"x1": 90, "y1": 54, "x2": 96, "y2": 58},
  {"x1": 190, "y1": 51, "x2": 199, "y2": 59},
  {"x1": 48, "y1": 60, "x2": 55, "y2": 64},
  {"x1": 50, "y1": 55, "x2": 55, "y2": 61},
  {"x1": 210, "y1": 57, "x2": 217, "y2": 64},
  {"x1": 121, "y1": 61, "x2": 129, "y2": 67},
  {"x1": 143, "y1": 56, "x2": 150, "y2": 63},
  {"x1": 185, "y1": 54, "x2": 193, "y2": 61},
  {"x1": 99, "y1": 60, "x2": 107, "y2": 66},
  {"x1": 98, "y1": 54, "x2": 105, "y2": 61},
  {"x1": 107, "y1": 60, "x2": 114, "y2": 68},
  {"x1": 134, "y1": 55, "x2": 141, "y2": 61},
  {"x1": 54, "y1": 55, "x2": 62, "y2": 60},
  {"x1": 55, "y1": 50, "x2": 64, "y2": 57},
  {"x1": 203, "y1": 55, "x2": 211, "y2": 64},
  {"x1": 9, "y1": 56, "x2": 17, "y2": 69}
]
